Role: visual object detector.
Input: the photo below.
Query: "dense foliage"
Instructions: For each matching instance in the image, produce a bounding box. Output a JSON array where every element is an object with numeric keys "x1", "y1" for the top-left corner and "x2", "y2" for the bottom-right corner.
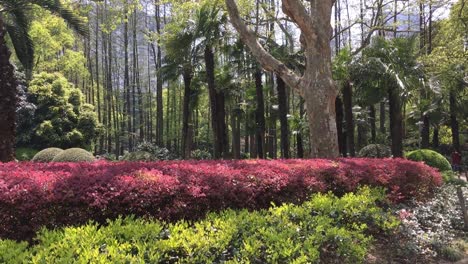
[
  {"x1": 405, "y1": 149, "x2": 452, "y2": 172},
  {"x1": 0, "y1": 159, "x2": 440, "y2": 241},
  {"x1": 0, "y1": 187, "x2": 398, "y2": 263},
  {"x1": 17, "y1": 72, "x2": 101, "y2": 150}
]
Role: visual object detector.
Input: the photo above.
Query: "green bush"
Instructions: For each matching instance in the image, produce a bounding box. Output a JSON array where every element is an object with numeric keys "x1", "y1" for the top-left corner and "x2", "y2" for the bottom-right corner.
[
  {"x1": 31, "y1": 148, "x2": 64, "y2": 162},
  {"x1": 52, "y1": 148, "x2": 94, "y2": 162},
  {"x1": 358, "y1": 144, "x2": 392, "y2": 158},
  {"x1": 405, "y1": 149, "x2": 451, "y2": 172},
  {"x1": 191, "y1": 149, "x2": 212, "y2": 160},
  {"x1": 122, "y1": 151, "x2": 155, "y2": 161},
  {"x1": 0, "y1": 187, "x2": 398, "y2": 263},
  {"x1": 15, "y1": 148, "x2": 39, "y2": 161},
  {"x1": 135, "y1": 141, "x2": 172, "y2": 160}
]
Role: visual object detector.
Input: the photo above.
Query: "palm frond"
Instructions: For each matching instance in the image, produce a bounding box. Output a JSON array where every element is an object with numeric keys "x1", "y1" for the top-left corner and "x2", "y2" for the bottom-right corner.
[
  {"x1": 31, "y1": 0, "x2": 88, "y2": 36},
  {"x1": 5, "y1": 8, "x2": 34, "y2": 74}
]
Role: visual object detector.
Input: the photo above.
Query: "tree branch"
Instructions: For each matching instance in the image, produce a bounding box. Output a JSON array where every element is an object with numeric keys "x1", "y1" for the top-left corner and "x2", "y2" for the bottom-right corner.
[{"x1": 225, "y1": 0, "x2": 302, "y2": 94}]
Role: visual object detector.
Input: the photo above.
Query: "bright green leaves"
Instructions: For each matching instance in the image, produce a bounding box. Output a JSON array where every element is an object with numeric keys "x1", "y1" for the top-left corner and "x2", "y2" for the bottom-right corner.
[{"x1": 0, "y1": 186, "x2": 399, "y2": 263}]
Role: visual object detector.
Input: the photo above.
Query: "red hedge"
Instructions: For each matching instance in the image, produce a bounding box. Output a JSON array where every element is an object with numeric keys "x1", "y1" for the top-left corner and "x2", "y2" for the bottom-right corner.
[{"x1": 0, "y1": 158, "x2": 441, "y2": 241}]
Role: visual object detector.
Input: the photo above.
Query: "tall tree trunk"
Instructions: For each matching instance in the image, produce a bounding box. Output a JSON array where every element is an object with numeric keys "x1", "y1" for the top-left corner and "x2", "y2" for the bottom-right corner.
[
  {"x1": 255, "y1": 68, "x2": 266, "y2": 159},
  {"x1": 155, "y1": 0, "x2": 164, "y2": 146},
  {"x1": 277, "y1": 75, "x2": 290, "y2": 158},
  {"x1": 205, "y1": 46, "x2": 227, "y2": 159},
  {"x1": 297, "y1": 98, "x2": 304, "y2": 158},
  {"x1": 369, "y1": 105, "x2": 376, "y2": 143},
  {"x1": 450, "y1": 91, "x2": 460, "y2": 152},
  {"x1": 232, "y1": 109, "x2": 241, "y2": 159},
  {"x1": 432, "y1": 126, "x2": 439, "y2": 149},
  {"x1": 336, "y1": 96, "x2": 346, "y2": 156},
  {"x1": 0, "y1": 18, "x2": 17, "y2": 162},
  {"x1": 225, "y1": 0, "x2": 339, "y2": 158},
  {"x1": 380, "y1": 101, "x2": 386, "y2": 135},
  {"x1": 388, "y1": 85, "x2": 403, "y2": 157},
  {"x1": 124, "y1": 4, "x2": 132, "y2": 151},
  {"x1": 421, "y1": 115, "x2": 430, "y2": 148},
  {"x1": 343, "y1": 81, "x2": 355, "y2": 156},
  {"x1": 181, "y1": 68, "x2": 193, "y2": 159},
  {"x1": 95, "y1": 5, "x2": 103, "y2": 154}
]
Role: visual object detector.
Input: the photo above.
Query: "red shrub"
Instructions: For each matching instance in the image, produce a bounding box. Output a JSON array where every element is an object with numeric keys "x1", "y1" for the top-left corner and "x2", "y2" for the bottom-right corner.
[{"x1": 0, "y1": 158, "x2": 441, "y2": 241}]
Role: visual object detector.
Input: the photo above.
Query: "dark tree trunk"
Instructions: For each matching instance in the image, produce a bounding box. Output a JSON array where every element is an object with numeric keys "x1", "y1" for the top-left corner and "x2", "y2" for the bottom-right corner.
[
  {"x1": 297, "y1": 98, "x2": 304, "y2": 158},
  {"x1": 181, "y1": 68, "x2": 193, "y2": 159},
  {"x1": 433, "y1": 126, "x2": 439, "y2": 149},
  {"x1": 0, "y1": 18, "x2": 17, "y2": 162},
  {"x1": 343, "y1": 81, "x2": 355, "y2": 156},
  {"x1": 205, "y1": 46, "x2": 227, "y2": 159},
  {"x1": 335, "y1": 96, "x2": 346, "y2": 157},
  {"x1": 155, "y1": 0, "x2": 164, "y2": 146},
  {"x1": 277, "y1": 75, "x2": 290, "y2": 158},
  {"x1": 388, "y1": 86, "x2": 403, "y2": 157},
  {"x1": 421, "y1": 115, "x2": 430, "y2": 148},
  {"x1": 255, "y1": 68, "x2": 266, "y2": 159},
  {"x1": 124, "y1": 5, "x2": 132, "y2": 151},
  {"x1": 380, "y1": 101, "x2": 386, "y2": 135},
  {"x1": 450, "y1": 91, "x2": 460, "y2": 152},
  {"x1": 369, "y1": 105, "x2": 376, "y2": 143},
  {"x1": 232, "y1": 110, "x2": 241, "y2": 159}
]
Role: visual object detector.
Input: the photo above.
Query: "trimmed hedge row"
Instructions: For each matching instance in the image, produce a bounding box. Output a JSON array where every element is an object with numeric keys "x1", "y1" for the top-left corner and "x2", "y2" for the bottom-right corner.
[
  {"x1": 0, "y1": 159, "x2": 441, "y2": 241},
  {"x1": 0, "y1": 187, "x2": 398, "y2": 263}
]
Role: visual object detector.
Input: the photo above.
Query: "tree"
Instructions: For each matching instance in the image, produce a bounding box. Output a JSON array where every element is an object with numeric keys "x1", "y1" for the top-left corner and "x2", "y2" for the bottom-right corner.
[
  {"x1": 225, "y1": 0, "x2": 339, "y2": 158},
  {"x1": 0, "y1": 0, "x2": 87, "y2": 162}
]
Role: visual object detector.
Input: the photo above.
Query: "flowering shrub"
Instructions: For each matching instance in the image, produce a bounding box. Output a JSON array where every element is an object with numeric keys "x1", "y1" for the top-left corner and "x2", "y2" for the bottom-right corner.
[{"x1": 0, "y1": 158, "x2": 441, "y2": 241}]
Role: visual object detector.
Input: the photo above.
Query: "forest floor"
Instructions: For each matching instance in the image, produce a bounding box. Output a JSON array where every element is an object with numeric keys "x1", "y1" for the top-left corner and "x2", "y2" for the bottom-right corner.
[{"x1": 366, "y1": 182, "x2": 468, "y2": 263}]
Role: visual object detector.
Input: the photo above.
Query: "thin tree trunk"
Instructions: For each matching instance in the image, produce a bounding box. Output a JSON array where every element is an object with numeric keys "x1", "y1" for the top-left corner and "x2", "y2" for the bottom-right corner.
[
  {"x1": 297, "y1": 98, "x2": 304, "y2": 158},
  {"x1": 450, "y1": 91, "x2": 460, "y2": 151},
  {"x1": 181, "y1": 68, "x2": 193, "y2": 159},
  {"x1": 421, "y1": 115, "x2": 430, "y2": 148},
  {"x1": 0, "y1": 17, "x2": 17, "y2": 162},
  {"x1": 433, "y1": 126, "x2": 439, "y2": 149},
  {"x1": 380, "y1": 101, "x2": 386, "y2": 135},
  {"x1": 124, "y1": 3, "x2": 132, "y2": 151},
  {"x1": 369, "y1": 105, "x2": 376, "y2": 143},
  {"x1": 336, "y1": 96, "x2": 346, "y2": 156},
  {"x1": 255, "y1": 68, "x2": 266, "y2": 159},
  {"x1": 205, "y1": 46, "x2": 226, "y2": 159},
  {"x1": 155, "y1": 0, "x2": 164, "y2": 146},
  {"x1": 343, "y1": 81, "x2": 355, "y2": 156},
  {"x1": 277, "y1": 75, "x2": 290, "y2": 158},
  {"x1": 388, "y1": 85, "x2": 403, "y2": 157}
]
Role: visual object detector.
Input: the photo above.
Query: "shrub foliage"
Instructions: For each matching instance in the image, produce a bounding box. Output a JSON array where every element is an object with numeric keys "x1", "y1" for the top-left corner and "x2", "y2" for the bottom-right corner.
[
  {"x1": 52, "y1": 148, "x2": 95, "y2": 162},
  {"x1": 405, "y1": 149, "x2": 451, "y2": 171},
  {"x1": 0, "y1": 159, "x2": 440, "y2": 241},
  {"x1": 358, "y1": 144, "x2": 392, "y2": 158},
  {"x1": 0, "y1": 187, "x2": 398, "y2": 263},
  {"x1": 31, "y1": 148, "x2": 64, "y2": 162}
]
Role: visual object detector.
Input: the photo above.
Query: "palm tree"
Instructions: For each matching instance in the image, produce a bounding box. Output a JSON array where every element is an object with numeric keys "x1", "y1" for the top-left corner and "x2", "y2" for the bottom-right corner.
[{"x1": 0, "y1": 0, "x2": 87, "y2": 162}]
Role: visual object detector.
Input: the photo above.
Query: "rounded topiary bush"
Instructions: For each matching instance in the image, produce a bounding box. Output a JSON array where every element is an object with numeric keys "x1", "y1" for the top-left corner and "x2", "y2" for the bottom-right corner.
[
  {"x1": 358, "y1": 144, "x2": 392, "y2": 158},
  {"x1": 32, "y1": 148, "x2": 64, "y2": 162},
  {"x1": 52, "y1": 148, "x2": 95, "y2": 162},
  {"x1": 405, "y1": 149, "x2": 451, "y2": 172},
  {"x1": 122, "y1": 151, "x2": 155, "y2": 161}
]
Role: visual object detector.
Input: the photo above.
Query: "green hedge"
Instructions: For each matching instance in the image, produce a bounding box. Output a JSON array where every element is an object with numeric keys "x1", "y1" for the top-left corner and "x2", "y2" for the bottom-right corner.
[
  {"x1": 52, "y1": 148, "x2": 95, "y2": 162},
  {"x1": 405, "y1": 149, "x2": 451, "y2": 172},
  {"x1": 358, "y1": 144, "x2": 392, "y2": 158},
  {"x1": 31, "y1": 148, "x2": 64, "y2": 162},
  {"x1": 0, "y1": 187, "x2": 398, "y2": 263}
]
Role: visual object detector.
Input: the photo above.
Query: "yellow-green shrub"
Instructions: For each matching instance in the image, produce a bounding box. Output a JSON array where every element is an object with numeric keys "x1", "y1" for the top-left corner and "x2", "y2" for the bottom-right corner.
[
  {"x1": 31, "y1": 148, "x2": 64, "y2": 162},
  {"x1": 0, "y1": 187, "x2": 398, "y2": 263},
  {"x1": 52, "y1": 148, "x2": 94, "y2": 162}
]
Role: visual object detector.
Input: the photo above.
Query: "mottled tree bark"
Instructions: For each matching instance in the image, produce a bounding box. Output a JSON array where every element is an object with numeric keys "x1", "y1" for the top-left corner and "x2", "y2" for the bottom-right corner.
[
  {"x1": 450, "y1": 91, "x2": 460, "y2": 152},
  {"x1": 226, "y1": 0, "x2": 339, "y2": 158}
]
